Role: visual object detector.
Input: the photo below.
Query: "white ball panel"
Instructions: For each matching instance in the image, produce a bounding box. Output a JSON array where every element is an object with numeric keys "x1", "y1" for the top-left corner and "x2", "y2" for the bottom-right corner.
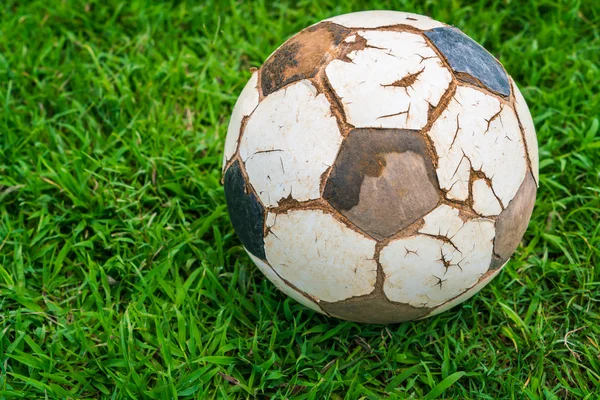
[
  {"x1": 223, "y1": 72, "x2": 259, "y2": 170},
  {"x1": 325, "y1": 31, "x2": 452, "y2": 130},
  {"x1": 325, "y1": 10, "x2": 445, "y2": 30},
  {"x1": 427, "y1": 86, "x2": 528, "y2": 206},
  {"x1": 486, "y1": 106, "x2": 528, "y2": 204},
  {"x1": 419, "y1": 204, "x2": 464, "y2": 238},
  {"x1": 264, "y1": 210, "x2": 378, "y2": 303},
  {"x1": 247, "y1": 251, "x2": 323, "y2": 313},
  {"x1": 425, "y1": 260, "x2": 507, "y2": 317},
  {"x1": 240, "y1": 80, "x2": 342, "y2": 207},
  {"x1": 380, "y1": 235, "x2": 447, "y2": 307},
  {"x1": 472, "y1": 178, "x2": 503, "y2": 216},
  {"x1": 381, "y1": 205, "x2": 495, "y2": 307}
]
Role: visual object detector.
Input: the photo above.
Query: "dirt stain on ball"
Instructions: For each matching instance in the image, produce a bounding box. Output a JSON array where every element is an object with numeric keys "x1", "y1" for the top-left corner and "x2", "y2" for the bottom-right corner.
[{"x1": 260, "y1": 22, "x2": 351, "y2": 96}]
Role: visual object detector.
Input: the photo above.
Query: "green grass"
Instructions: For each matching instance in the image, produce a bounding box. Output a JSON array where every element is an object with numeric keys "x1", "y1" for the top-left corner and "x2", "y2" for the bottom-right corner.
[{"x1": 0, "y1": 0, "x2": 599, "y2": 398}]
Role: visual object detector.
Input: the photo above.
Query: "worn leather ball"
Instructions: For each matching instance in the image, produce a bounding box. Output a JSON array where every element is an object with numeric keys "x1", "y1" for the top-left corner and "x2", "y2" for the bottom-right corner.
[{"x1": 222, "y1": 10, "x2": 538, "y2": 323}]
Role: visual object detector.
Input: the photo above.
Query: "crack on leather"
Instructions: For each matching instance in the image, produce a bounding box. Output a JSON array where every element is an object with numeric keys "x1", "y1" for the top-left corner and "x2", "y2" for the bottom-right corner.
[
  {"x1": 381, "y1": 68, "x2": 424, "y2": 89},
  {"x1": 419, "y1": 81, "x2": 458, "y2": 169},
  {"x1": 509, "y1": 78, "x2": 537, "y2": 185},
  {"x1": 266, "y1": 199, "x2": 379, "y2": 242},
  {"x1": 470, "y1": 168, "x2": 505, "y2": 210},
  {"x1": 484, "y1": 104, "x2": 504, "y2": 134},
  {"x1": 319, "y1": 238, "x2": 431, "y2": 324}
]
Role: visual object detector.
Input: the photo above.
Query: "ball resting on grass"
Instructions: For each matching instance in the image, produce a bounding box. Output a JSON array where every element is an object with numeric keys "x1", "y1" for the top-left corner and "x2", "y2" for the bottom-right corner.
[{"x1": 223, "y1": 10, "x2": 538, "y2": 324}]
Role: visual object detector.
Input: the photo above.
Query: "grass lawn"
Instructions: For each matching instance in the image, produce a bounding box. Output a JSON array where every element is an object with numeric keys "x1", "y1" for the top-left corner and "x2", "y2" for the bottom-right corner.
[{"x1": 1, "y1": 0, "x2": 599, "y2": 398}]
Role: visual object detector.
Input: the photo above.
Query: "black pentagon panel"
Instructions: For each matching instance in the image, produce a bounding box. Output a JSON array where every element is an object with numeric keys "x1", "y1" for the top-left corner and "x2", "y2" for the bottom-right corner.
[
  {"x1": 223, "y1": 161, "x2": 266, "y2": 259},
  {"x1": 323, "y1": 128, "x2": 440, "y2": 240},
  {"x1": 425, "y1": 27, "x2": 511, "y2": 97}
]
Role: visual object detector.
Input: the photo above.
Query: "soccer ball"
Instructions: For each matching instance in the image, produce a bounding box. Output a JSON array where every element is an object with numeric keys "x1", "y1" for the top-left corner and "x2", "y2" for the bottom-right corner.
[{"x1": 222, "y1": 11, "x2": 538, "y2": 323}]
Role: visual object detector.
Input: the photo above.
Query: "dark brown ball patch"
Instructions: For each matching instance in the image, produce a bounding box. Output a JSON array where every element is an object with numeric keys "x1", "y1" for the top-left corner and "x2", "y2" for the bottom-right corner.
[
  {"x1": 260, "y1": 22, "x2": 351, "y2": 96},
  {"x1": 321, "y1": 293, "x2": 430, "y2": 324},
  {"x1": 323, "y1": 129, "x2": 440, "y2": 239},
  {"x1": 490, "y1": 171, "x2": 537, "y2": 269}
]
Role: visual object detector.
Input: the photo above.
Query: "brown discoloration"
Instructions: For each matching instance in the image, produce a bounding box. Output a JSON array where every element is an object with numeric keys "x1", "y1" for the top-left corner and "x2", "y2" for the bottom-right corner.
[
  {"x1": 438, "y1": 196, "x2": 486, "y2": 223},
  {"x1": 434, "y1": 152, "x2": 506, "y2": 220},
  {"x1": 336, "y1": 33, "x2": 370, "y2": 63},
  {"x1": 421, "y1": 80, "x2": 457, "y2": 169},
  {"x1": 267, "y1": 198, "x2": 380, "y2": 242},
  {"x1": 509, "y1": 78, "x2": 537, "y2": 185},
  {"x1": 377, "y1": 106, "x2": 411, "y2": 120},
  {"x1": 350, "y1": 24, "x2": 428, "y2": 35},
  {"x1": 334, "y1": 32, "x2": 404, "y2": 64},
  {"x1": 490, "y1": 171, "x2": 536, "y2": 269},
  {"x1": 323, "y1": 129, "x2": 440, "y2": 240},
  {"x1": 421, "y1": 33, "x2": 454, "y2": 74},
  {"x1": 484, "y1": 105, "x2": 504, "y2": 134},
  {"x1": 373, "y1": 242, "x2": 386, "y2": 293},
  {"x1": 382, "y1": 68, "x2": 424, "y2": 89},
  {"x1": 222, "y1": 153, "x2": 265, "y2": 209},
  {"x1": 380, "y1": 217, "x2": 426, "y2": 244},
  {"x1": 320, "y1": 292, "x2": 430, "y2": 324},
  {"x1": 470, "y1": 168, "x2": 505, "y2": 209},
  {"x1": 319, "y1": 165, "x2": 333, "y2": 194},
  {"x1": 314, "y1": 70, "x2": 355, "y2": 136},
  {"x1": 260, "y1": 22, "x2": 351, "y2": 96},
  {"x1": 274, "y1": 192, "x2": 302, "y2": 210},
  {"x1": 360, "y1": 237, "x2": 432, "y2": 323},
  {"x1": 222, "y1": 113, "x2": 255, "y2": 179},
  {"x1": 455, "y1": 205, "x2": 479, "y2": 222},
  {"x1": 221, "y1": 154, "x2": 238, "y2": 184},
  {"x1": 456, "y1": 79, "x2": 512, "y2": 106},
  {"x1": 254, "y1": 67, "x2": 266, "y2": 102},
  {"x1": 267, "y1": 198, "x2": 327, "y2": 215},
  {"x1": 422, "y1": 232, "x2": 462, "y2": 254}
]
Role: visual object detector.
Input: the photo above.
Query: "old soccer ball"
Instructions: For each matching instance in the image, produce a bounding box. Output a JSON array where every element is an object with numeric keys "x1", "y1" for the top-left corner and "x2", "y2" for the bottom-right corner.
[{"x1": 222, "y1": 10, "x2": 538, "y2": 323}]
